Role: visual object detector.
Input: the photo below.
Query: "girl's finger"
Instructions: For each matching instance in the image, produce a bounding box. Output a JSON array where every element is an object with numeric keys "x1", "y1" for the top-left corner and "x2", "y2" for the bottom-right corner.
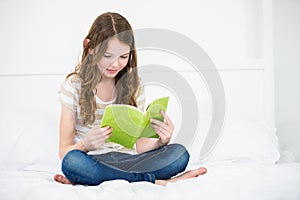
[
  {"x1": 101, "y1": 128, "x2": 113, "y2": 137},
  {"x1": 155, "y1": 127, "x2": 168, "y2": 138},
  {"x1": 160, "y1": 110, "x2": 169, "y2": 123},
  {"x1": 151, "y1": 121, "x2": 170, "y2": 131},
  {"x1": 150, "y1": 118, "x2": 165, "y2": 126},
  {"x1": 160, "y1": 110, "x2": 174, "y2": 127}
]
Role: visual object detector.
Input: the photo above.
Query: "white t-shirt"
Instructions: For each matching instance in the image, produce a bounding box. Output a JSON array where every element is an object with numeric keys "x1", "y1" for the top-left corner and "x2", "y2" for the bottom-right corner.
[{"x1": 58, "y1": 76, "x2": 145, "y2": 154}]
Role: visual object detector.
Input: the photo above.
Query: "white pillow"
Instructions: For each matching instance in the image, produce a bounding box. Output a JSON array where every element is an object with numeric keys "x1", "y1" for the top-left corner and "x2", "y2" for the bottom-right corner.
[
  {"x1": 0, "y1": 108, "x2": 60, "y2": 172},
  {"x1": 204, "y1": 119, "x2": 281, "y2": 164}
]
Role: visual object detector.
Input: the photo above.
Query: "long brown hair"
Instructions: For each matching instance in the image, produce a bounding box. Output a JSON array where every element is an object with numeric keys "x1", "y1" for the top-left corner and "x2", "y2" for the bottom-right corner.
[{"x1": 67, "y1": 12, "x2": 139, "y2": 125}]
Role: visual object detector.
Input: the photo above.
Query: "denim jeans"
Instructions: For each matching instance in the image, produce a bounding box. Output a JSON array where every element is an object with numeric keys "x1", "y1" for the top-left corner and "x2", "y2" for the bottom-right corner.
[{"x1": 61, "y1": 143, "x2": 190, "y2": 185}]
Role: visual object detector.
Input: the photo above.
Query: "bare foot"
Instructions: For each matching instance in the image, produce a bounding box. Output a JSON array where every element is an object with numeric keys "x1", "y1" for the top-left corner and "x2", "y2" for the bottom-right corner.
[
  {"x1": 155, "y1": 167, "x2": 207, "y2": 186},
  {"x1": 53, "y1": 174, "x2": 73, "y2": 185}
]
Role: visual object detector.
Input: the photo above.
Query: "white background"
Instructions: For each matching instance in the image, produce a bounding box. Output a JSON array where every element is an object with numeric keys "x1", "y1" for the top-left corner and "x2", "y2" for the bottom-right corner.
[
  {"x1": 274, "y1": 0, "x2": 300, "y2": 161},
  {"x1": 0, "y1": 0, "x2": 299, "y2": 161}
]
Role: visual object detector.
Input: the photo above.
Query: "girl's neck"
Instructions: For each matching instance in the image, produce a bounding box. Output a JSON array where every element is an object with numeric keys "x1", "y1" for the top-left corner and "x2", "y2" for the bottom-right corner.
[{"x1": 95, "y1": 78, "x2": 116, "y2": 102}]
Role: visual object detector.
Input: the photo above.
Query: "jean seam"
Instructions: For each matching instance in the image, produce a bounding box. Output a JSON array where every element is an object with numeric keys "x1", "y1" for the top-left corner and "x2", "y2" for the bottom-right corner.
[
  {"x1": 62, "y1": 166, "x2": 79, "y2": 183},
  {"x1": 92, "y1": 152, "x2": 140, "y2": 164},
  {"x1": 147, "y1": 150, "x2": 188, "y2": 175},
  {"x1": 104, "y1": 156, "x2": 140, "y2": 164},
  {"x1": 126, "y1": 146, "x2": 167, "y2": 171}
]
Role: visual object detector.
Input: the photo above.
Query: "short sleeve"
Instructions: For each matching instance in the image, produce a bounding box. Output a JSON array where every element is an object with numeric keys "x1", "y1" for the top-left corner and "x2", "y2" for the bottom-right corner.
[
  {"x1": 136, "y1": 82, "x2": 146, "y2": 111},
  {"x1": 58, "y1": 78, "x2": 80, "y2": 112}
]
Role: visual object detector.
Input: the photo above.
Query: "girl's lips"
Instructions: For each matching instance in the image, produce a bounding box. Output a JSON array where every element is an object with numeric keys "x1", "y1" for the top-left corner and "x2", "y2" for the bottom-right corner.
[{"x1": 106, "y1": 69, "x2": 118, "y2": 74}]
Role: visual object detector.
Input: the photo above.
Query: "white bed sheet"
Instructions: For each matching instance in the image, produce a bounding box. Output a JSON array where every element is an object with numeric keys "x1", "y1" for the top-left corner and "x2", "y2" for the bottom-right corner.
[
  {"x1": 1, "y1": 73, "x2": 299, "y2": 200},
  {"x1": 1, "y1": 161, "x2": 300, "y2": 200}
]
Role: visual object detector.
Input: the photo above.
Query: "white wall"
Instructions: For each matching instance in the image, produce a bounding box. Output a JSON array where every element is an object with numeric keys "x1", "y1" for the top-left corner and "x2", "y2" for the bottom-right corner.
[
  {"x1": 274, "y1": 0, "x2": 300, "y2": 161},
  {"x1": 0, "y1": 0, "x2": 264, "y2": 74}
]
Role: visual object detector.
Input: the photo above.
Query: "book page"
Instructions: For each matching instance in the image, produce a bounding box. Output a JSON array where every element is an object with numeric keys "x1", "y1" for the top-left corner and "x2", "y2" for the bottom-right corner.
[{"x1": 101, "y1": 105, "x2": 145, "y2": 138}]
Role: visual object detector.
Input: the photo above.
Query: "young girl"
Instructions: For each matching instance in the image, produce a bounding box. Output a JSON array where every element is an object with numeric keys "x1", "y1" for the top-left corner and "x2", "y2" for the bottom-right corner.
[{"x1": 54, "y1": 12, "x2": 207, "y2": 186}]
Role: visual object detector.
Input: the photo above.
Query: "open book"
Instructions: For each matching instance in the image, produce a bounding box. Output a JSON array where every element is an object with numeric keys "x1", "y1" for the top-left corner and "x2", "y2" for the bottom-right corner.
[{"x1": 100, "y1": 96, "x2": 169, "y2": 148}]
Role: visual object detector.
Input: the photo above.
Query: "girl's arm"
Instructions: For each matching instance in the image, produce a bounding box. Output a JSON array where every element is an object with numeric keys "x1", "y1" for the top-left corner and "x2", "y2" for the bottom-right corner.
[
  {"x1": 58, "y1": 104, "x2": 113, "y2": 159},
  {"x1": 136, "y1": 138, "x2": 165, "y2": 154},
  {"x1": 58, "y1": 105, "x2": 86, "y2": 159}
]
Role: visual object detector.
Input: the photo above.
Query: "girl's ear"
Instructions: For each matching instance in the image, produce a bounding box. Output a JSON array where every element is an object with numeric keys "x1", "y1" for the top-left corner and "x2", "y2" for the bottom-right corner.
[
  {"x1": 84, "y1": 39, "x2": 93, "y2": 54},
  {"x1": 84, "y1": 39, "x2": 90, "y2": 48}
]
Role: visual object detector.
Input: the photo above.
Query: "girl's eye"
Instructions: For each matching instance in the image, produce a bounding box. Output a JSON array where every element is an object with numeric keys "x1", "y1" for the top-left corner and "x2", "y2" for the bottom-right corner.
[
  {"x1": 104, "y1": 55, "x2": 112, "y2": 58},
  {"x1": 120, "y1": 56, "x2": 128, "y2": 59}
]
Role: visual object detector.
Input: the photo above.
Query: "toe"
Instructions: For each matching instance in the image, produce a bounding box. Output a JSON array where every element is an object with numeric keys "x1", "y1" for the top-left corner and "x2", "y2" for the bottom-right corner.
[{"x1": 199, "y1": 167, "x2": 207, "y2": 175}]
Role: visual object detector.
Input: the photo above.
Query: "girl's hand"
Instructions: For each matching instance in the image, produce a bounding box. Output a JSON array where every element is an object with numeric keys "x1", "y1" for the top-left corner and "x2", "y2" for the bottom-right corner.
[
  {"x1": 80, "y1": 126, "x2": 112, "y2": 151},
  {"x1": 150, "y1": 110, "x2": 174, "y2": 146}
]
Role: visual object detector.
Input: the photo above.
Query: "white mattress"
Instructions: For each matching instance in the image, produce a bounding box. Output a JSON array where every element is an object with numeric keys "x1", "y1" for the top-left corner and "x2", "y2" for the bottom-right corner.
[{"x1": 1, "y1": 161, "x2": 300, "y2": 200}]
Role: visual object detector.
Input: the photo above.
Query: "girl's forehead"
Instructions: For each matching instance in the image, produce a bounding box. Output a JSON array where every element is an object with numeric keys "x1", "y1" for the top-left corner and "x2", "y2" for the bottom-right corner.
[{"x1": 106, "y1": 37, "x2": 130, "y2": 55}]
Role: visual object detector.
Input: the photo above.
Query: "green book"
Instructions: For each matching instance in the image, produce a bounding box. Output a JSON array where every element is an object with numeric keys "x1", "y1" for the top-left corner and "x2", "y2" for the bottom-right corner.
[{"x1": 100, "y1": 96, "x2": 169, "y2": 149}]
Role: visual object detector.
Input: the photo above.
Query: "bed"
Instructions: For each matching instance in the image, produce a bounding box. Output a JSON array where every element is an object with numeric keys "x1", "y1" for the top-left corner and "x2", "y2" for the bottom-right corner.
[{"x1": 1, "y1": 71, "x2": 300, "y2": 200}]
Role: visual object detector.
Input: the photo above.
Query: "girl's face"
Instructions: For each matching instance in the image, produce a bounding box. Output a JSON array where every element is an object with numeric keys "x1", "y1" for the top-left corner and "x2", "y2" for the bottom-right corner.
[{"x1": 97, "y1": 37, "x2": 130, "y2": 80}]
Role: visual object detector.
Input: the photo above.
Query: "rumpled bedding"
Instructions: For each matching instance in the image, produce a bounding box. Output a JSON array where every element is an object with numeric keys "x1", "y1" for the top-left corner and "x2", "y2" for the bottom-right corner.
[{"x1": 1, "y1": 160, "x2": 300, "y2": 200}]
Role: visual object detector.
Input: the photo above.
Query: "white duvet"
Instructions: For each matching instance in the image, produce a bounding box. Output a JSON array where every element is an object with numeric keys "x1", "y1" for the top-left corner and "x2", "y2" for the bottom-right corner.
[
  {"x1": 1, "y1": 76, "x2": 300, "y2": 200},
  {"x1": 1, "y1": 160, "x2": 300, "y2": 200}
]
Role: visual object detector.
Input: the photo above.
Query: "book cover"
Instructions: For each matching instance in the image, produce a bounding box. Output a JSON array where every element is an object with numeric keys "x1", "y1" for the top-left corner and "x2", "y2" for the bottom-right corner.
[{"x1": 100, "y1": 96, "x2": 169, "y2": 148}]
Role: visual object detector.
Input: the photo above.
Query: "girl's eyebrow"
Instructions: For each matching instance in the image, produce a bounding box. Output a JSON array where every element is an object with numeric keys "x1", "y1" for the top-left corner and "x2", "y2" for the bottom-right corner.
[{"x1": 105, "y1": 52, "x2": 130, "y2": 56}]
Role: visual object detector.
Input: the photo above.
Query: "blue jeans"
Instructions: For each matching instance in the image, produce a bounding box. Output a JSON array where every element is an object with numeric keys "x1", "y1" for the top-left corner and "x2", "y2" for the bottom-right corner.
[{"x1": 61, "y1": 143, "x2": 189, "y2": 185}]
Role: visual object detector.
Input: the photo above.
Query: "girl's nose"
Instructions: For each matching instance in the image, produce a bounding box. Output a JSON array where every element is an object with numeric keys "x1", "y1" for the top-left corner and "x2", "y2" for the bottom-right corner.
[{"x1": 110, "y1": 58, "x2": 120, "y2": 68}]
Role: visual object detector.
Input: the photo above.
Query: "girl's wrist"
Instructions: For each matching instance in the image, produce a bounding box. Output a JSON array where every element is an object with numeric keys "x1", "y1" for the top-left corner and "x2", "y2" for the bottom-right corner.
[
  {"x1": 157, "y1": 139, "x2": 166, "y2": 147},
  {"x1": 77, "y1": 140, "x2": 88, "y2": 152}
]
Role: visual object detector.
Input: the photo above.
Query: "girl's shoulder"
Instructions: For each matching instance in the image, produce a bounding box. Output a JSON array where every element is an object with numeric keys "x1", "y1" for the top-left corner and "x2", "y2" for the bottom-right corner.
[
  {"x1": 136, "y1": 77, "x2": 145, "y2": 95},
  {"x1": 59, "y1": 75, "x2": 82, "y2": 95},
  {"x1": 67, "y1": 74, "x2": 82, "y2": 84},
  {"x1": 63, "y1": 75, "x2": 82, "y2": 88}
]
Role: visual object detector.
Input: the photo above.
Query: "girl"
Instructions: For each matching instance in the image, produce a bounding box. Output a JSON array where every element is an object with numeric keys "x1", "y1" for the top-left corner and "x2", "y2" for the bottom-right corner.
[{"x1": 54, "y1": 12, "x2": 207, "y2": 186}]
